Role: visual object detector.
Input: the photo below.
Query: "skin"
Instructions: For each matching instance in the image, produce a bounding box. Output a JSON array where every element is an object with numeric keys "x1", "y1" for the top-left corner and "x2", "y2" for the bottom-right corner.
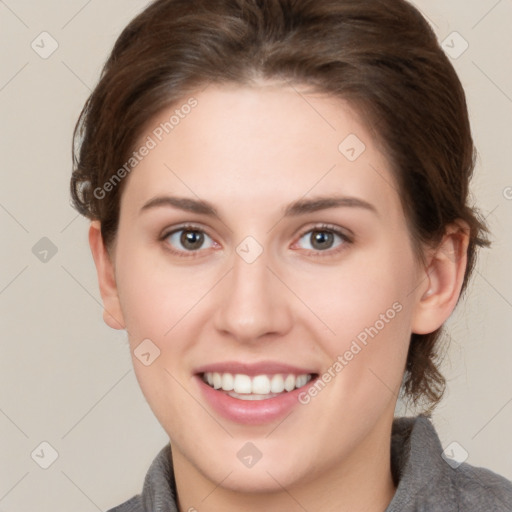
[{"x1": 89, "y1": 82, "x2": 469, "y2": 512}]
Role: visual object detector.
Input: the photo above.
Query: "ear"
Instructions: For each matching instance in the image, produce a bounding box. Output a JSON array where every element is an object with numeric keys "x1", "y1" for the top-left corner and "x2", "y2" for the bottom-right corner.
[
  {"x1": 411, "y1": 221, "x2": 470, "y2": 335},
  {"x1": 88, "y1": 221, "x2": 126, "y2": 330}
]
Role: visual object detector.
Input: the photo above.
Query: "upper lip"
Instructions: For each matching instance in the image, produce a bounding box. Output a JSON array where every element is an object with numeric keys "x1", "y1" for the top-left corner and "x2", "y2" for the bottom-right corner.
[{"x1": 194, "y1": 361, "x2": 317, "y2": 377}]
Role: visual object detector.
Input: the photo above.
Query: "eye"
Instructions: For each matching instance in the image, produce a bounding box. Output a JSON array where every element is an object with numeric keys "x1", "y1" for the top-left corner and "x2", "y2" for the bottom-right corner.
[
  {"x1": 162, "y1": 225, "x2": 216, "y2": 256},
  {"x1": 295, "y1": 224, "x2": 351, "y2": 255}
]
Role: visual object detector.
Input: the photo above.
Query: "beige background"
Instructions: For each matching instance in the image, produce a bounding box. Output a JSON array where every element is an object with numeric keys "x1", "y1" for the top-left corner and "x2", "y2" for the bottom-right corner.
[{"x1": 1, "y1": 0, "x2": 511, "y2": 510}]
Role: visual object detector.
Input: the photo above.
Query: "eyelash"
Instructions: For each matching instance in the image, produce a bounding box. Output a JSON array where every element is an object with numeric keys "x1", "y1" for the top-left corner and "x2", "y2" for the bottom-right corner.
[{"x1": 159, "y1": 223, "x2": 353, "y2": 258}]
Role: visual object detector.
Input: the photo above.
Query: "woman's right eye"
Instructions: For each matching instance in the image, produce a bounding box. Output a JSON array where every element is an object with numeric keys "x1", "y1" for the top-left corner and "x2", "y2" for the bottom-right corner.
[{"x1": 162, "y1": 226, "x2": 216, "y2": 256}]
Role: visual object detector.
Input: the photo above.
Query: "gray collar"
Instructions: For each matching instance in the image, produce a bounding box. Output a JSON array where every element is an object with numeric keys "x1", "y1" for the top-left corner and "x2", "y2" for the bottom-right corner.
[{"x1": 124, "y1": 415, "x2": 512, "y2": 512}]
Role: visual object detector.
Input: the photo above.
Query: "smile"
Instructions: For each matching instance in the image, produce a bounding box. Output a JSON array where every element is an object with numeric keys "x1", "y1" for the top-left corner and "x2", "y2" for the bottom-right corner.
[
  {"x1": 194, "y1": 362, "x2": 319, "y2": 424},
  {"x1": 201, "y1": 372, "x2": 314, "y2": 400}
]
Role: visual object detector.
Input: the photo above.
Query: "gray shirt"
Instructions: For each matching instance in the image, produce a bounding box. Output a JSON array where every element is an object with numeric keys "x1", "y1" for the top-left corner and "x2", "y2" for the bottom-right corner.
[{"x1": 107, "y1": 416, "x2": 512, "y2": 511}]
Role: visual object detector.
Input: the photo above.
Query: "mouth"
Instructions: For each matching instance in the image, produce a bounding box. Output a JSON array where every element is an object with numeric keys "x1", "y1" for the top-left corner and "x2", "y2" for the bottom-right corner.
[
  {"x1": 201, "y1": 371, "x2": 316, "y2": 401},
  {"x1": 193, "y1": 362, "x2": 319, "y2": 424}
]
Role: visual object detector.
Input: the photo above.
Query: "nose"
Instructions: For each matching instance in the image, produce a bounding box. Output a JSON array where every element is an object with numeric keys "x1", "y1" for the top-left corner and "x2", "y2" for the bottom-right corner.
[{"x1": 213, "y1": 246, "x2": 294, "y2": 344}]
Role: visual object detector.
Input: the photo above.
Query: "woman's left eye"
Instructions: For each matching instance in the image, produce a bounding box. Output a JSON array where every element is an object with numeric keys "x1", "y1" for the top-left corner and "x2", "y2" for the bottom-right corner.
[{"x1": 295, "y1": 226, "x2": 350, "y2": 254}]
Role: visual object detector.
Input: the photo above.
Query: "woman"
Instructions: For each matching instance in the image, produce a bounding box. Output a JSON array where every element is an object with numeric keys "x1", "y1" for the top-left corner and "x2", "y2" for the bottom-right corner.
[{"x1": 70, "y1": 0, "x2": 512, "y2": 510}]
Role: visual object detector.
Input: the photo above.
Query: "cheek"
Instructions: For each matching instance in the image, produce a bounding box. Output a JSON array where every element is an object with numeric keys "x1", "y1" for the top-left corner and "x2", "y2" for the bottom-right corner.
[
  {"x1": 116, "y1": 250, "x2": 198, "y2": 422},
  {"x1": 290, "y1": 245, "x2": 416, "y2": 397},
  {"x1": 292, "y1": 249, "x2": 415, "y2": 342},
  {"x1": 114, "y1": 243, "x2": 207, "y2": 341}
]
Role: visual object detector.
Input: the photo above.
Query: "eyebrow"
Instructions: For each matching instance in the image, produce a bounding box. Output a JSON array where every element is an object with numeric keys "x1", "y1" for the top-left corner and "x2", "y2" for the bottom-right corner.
[{"x1": 139, "y1": 195, "x2": 379, "y2": 218}]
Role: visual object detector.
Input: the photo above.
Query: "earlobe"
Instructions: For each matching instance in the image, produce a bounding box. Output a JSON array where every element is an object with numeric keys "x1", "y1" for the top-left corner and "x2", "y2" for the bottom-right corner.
[
  {"x1": 88, "y1": 221, "x2": 126, "y2": 330},
  {"x1": 411, "y1": 221, "x2": 470, "y2": 335}
]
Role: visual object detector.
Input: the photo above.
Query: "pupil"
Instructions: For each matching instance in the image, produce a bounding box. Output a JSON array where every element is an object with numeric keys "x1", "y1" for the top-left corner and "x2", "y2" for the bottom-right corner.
[
  {"x1": 181, "y1": 230, "x2": 204, "y2": 250},
  {"x1": 312, "y1": 231, "x2": 333, "y2": 250}
]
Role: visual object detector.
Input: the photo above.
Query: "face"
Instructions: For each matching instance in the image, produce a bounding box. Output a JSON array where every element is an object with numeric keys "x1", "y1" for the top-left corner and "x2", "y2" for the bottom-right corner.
[{"x1": 98, "y1": 83, "x2": 432, "y2": 496}]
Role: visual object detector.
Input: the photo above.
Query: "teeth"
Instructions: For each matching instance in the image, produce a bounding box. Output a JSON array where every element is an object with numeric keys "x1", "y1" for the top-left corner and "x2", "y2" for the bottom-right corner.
[
  {"x1": 252, "y1": 375, "x2": 271, "y2": 394},
  {"x1": 221, "y1": 373, "x2": 234, "y2": 391},
  {"x1": 296, "y1": 374, "x2": 308, "y2": 388},
  {"x1": 202, "y1": 372, "x2": 313, "y2": 394},
  {"x1": 284, "y1": 374, "x2": 296, "y2": 392},
  {"x1": 233, "y1": 374, "x2": 252, "y2": 394},
  {"x1": 212, "y1": 372, "x2": 222, "y2": 389},
  {"x1": 228, "y1": 391, "x2": 279, "y2": 401},
  {"x1": 270, "y1": 374, "x2": 285, "y2": 393}
]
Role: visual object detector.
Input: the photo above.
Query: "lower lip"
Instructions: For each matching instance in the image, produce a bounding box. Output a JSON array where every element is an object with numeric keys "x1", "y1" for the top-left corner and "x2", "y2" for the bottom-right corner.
[{"x1": 195, "y1": 375, "x2": 317, "y2": 425}]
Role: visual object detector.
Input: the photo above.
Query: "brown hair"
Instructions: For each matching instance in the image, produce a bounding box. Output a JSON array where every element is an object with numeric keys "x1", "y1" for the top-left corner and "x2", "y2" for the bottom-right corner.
[{"x1": 70, "y1": 0, "x2": 490, "y2": 411}]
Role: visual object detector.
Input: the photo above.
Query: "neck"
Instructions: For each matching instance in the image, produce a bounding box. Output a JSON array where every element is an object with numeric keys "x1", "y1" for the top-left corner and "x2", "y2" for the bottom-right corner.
[{"x1": 172, "y1": 414, "x2": 397, "y2": 512}]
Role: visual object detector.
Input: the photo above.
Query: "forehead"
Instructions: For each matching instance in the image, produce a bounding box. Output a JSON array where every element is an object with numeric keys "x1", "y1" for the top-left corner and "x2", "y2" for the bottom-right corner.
[{"x1": 121, "y1": 84, "x2": 400, "y2": 218}]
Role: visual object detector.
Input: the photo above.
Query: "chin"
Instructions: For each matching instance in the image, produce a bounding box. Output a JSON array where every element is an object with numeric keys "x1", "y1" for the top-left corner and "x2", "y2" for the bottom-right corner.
[{"x1": 213, "y1": 465, "x2": 306, "y2": 494}]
